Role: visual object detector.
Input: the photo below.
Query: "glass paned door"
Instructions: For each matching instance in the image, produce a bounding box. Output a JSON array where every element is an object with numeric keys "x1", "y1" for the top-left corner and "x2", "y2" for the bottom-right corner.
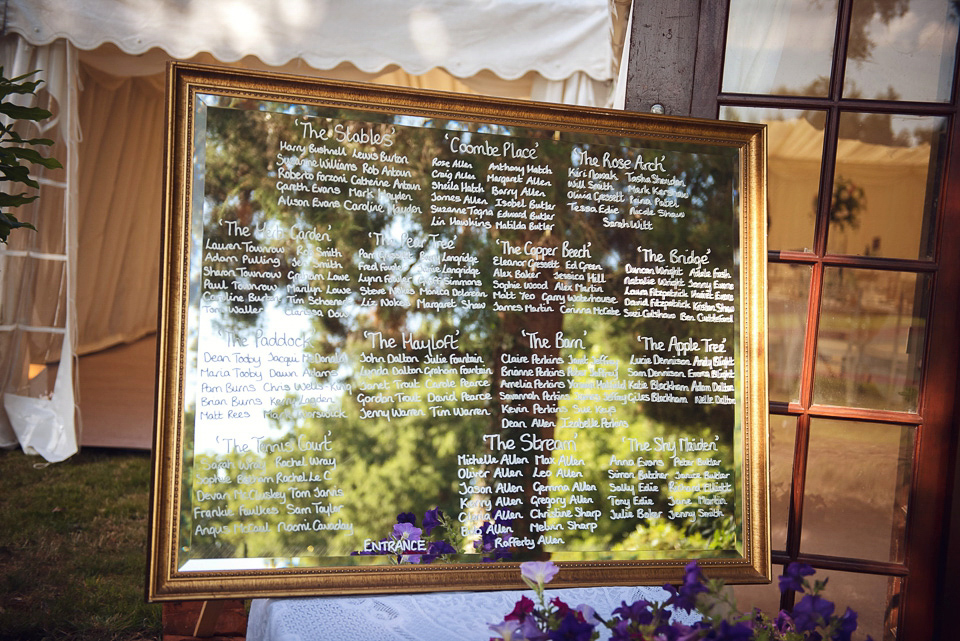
[{"x1": 721, "y1": 0, "x2": 959, "y2": 638}]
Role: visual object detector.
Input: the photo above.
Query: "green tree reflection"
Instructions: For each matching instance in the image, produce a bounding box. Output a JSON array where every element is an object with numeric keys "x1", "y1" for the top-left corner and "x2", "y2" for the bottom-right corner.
[{"x1": 181, "y1": 100, "x2": 742, "y2": 567}]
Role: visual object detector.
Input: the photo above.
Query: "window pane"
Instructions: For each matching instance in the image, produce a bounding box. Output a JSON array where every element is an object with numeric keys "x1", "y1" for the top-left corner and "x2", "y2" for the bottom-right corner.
[
  {"x1": 806, "y1": 570, "x2": 901, "y2": 641},
  {"x1": 768, "y1": 262, "x2": 811, "y2": 402},
  {"x1": 720, "y1": 108, "x2": 823, "y2": 253},
  {"x1": 723, "y1": 0, "x2": 838, "y2": 96},
  {"x1": 768, "y1": 414, "x2": 796, "y2": 552},
  {"x1": 802, "y1": 419, "x2": 914, "y2": 564},
  {"x1": 814, "y1": 268, "x2": 929, "y2": 412},
  {"x1": 844, "y1": 0, "x2": 958, "y2": 103},
  {"x1": 827, "y1": 114, "x2": 945, "y2": 260},
  {"x1": 729, "y1": 572, "x2": 783, "y2": 622}
]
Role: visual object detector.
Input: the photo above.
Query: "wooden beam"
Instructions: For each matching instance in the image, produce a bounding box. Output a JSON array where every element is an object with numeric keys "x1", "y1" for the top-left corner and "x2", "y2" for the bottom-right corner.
[{"x1": 624, "y1": 0, "x2": 729, "y2": 118}]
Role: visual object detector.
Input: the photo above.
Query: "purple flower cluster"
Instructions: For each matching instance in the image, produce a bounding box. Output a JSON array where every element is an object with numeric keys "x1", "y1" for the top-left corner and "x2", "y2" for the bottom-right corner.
[
  {"x1": 496, "y1": 586, "x2": 598, "y2": 641},
  {"x1": 474, "y1": 508, "x2": 515, "y2": 562},
  {"x1": 353, "y1": 506, "x2": 515, "y2": 564},
  {"x1": 489, "y1": 560, "x2": 872, "y2": 641},
  {"x1": 352, "y1": 507, "x2": 456, "y2": 564}
]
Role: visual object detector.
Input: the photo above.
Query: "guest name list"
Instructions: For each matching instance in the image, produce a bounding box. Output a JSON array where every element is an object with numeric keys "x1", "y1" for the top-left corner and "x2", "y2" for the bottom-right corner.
[{"x1": 183, "y1": 106, "x2": 740, "y2": 564}]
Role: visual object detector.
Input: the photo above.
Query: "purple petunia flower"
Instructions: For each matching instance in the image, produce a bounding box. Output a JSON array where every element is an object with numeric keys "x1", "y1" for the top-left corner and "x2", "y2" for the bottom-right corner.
[
  {"x1": 609, "y1": 619, "x2": 636, "y2": 641},
  {"x1": 775, "y1": 609, "x2": 795, "y2": 633},
  {"x1": 519, "y1": 616, "x2": 546, "y2": 641},
  {"x1": 521, "y1": 561, "x2": 559, "y2": 586},
  {"x1": 396, "y1": 512, "x2": 417, "y2": 526},
  {"x1": 779, "y1": 562, "x2": 816, "y2": 593},
  {"x1": 831, "y1": 607, "x2": 859, "y2": 641},
  {"x1": 675, "y1": 622, "x2": 713, "y2": 641},
  {"x1": 612, "y1": 599, "x2": 654, "y2": 626},
  {"x1": 489, "y1": 618, "x2": 525, "y2": 641},
  {"x1": 392, "y1": 521, "x2": 422, "y2": 540},
  {"x1": 711, "y1": 620, "x2": 755, "y2": 640},
  {"x1": 664, "y1": 561, "x2": 708, "y2": 613},
  {"x1": 547, "y1": 612, "x2": 595, "y2": 641},
  {"x1": 422, "y1": 507, "x2": 443, "y2": 535},
  {"x1": 424, "y1": 539, "x2": 457, "y2": 563},
  {"x1": 658, "y1": 620, "x2": 695, "y2": 641},
  {"x1": 792, "y1": 594, "x2": 835, "y2": 632},
  {"x1": 475, "y1": 515, "x2": 514, "y2": 561},
  {"x1": 392, "y1": 522, "x2": 422, "y2": 564}
]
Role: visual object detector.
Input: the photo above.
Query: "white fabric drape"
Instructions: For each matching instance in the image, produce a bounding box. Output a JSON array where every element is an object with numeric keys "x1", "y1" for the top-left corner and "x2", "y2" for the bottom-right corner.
[
  {"x1": 531, "y1": 72, "x2": 610, "y2": 107},
  {"x1": 0, "y1": 36, "x2": 80, "y2": 461},
  {"x1": 721, "y1": 0, "x2": 791, "y2": 94},
  {"x1": 247, "y1": 586, "x2": 700, "y2": 641},
  {"x1": 611, "y1": 0, "x2": 633, "y2": 110},
  {"x1": 6, "y1": 0, "x2": 613, "y2": 83},
  {"x1": 74, "y1": 68, "x2": 164, "y2": 353}
]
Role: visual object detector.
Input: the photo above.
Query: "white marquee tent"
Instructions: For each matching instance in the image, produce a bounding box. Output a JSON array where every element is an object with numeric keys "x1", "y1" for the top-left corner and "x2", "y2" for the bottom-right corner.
[{"x1": 0, "y1": 0, "x2": 631, "y2": 461}]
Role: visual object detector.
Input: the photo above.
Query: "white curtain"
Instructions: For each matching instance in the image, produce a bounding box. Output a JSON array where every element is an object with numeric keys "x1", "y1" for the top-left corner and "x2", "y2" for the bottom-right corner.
[
  {"x1": 74, "y1": 67, "x2": 165, "y2": 353},
  {"x1": 0, "y1": 36, "x2": 80, "y2": 461},
  {"x1": 721, "y1": 0, "x2": 791, "y2": 94}
]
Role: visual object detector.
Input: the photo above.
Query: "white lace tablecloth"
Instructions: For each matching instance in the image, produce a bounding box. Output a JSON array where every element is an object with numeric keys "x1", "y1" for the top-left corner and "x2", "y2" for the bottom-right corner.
[{"x1": 247, "y1": 586, "x2": 700, "y2": 641}]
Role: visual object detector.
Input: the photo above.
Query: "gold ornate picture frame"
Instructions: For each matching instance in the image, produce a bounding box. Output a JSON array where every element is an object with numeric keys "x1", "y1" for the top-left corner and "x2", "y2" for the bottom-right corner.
[{"x1": 148, "y1": 63, "x2": 769, "y2": 601}]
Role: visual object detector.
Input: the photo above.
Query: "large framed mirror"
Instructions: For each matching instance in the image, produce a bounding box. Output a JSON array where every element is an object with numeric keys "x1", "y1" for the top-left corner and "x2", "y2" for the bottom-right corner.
[{"x1": 148, "y1": 63, "x2": 769, "y2": 600}]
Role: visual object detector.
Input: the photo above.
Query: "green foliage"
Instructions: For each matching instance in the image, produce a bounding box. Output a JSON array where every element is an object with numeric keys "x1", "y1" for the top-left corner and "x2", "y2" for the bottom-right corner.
[
  {"x1": 0, "y1": 68, "x2": 62, "y2": 244},
  {"x1": 185, "y1": 102, "x2": 743, "y2": 567}
]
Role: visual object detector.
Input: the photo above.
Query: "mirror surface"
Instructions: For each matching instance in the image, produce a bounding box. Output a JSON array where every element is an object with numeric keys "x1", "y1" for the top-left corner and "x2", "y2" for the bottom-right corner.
[{"x1": 176, "y1": 94, "x2": 745, "y2": 572}]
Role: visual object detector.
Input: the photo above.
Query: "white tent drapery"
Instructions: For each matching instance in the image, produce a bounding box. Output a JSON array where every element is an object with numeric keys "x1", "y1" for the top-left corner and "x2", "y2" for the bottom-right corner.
[
  {"x1": 0, "y1": 0, "x2": 623, "y2": 460},
  {"x1": 0, "y1": 36, "x2": 79, "y2": 461},
  {"x1": 9, "y1": 0, "x2": 614, "y2": 82}
]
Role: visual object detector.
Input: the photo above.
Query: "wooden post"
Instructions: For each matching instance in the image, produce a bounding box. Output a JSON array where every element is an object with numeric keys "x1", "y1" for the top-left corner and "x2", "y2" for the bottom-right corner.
[{"x1": 624, "y1": 0, "x2": 728, "y2": 118}]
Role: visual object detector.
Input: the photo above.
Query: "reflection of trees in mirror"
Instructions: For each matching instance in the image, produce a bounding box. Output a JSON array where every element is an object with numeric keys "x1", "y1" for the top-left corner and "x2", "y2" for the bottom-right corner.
[{"x1": 184, "y1": 103, "x2": 741, "y2": 566}]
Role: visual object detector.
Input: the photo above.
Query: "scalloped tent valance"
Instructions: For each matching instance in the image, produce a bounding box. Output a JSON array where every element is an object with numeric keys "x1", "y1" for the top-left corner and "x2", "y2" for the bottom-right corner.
[{"x1": 6, "y1": 0, "x2": 614, "y2": 82}]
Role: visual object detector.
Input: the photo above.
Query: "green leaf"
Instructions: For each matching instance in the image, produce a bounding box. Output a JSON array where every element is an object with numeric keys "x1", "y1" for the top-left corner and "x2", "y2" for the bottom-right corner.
[
  {"x1": 0, "y1": 76, "x2": 43, "y2": 100},
  {"x1": 6, "y1": 69, "x2": 42, "y2": 85},
  {"x1": 0, "y1": 192, "x2": 40, "y2": 208},
  {"x1": 6, "y1": 147, "x2": 48, "y2": 163},
  {"x1": 0, "y1": 164, "x2": 40, "y2": 188},
  {"x1": 0, "y1": 67, "x2": 59, "y2": 238},
  {"x1": 2, "y1": 129, "x2": 25, "y2": 144},
  {"x1": 6, "y1": 136, "x2": 56, "y2": 147},
  {"x1": 5, "y1": 146, "x2": 62, "y2": 169},
  {"x1": 35, "y1": 156, "x2": 62, "y2": 170},
  {"x1": 0, "y1": 103, "x2": 53, "y2": 122},
  {"x1": 0, "y1": 211, "x2": 37, "y2": 243}
]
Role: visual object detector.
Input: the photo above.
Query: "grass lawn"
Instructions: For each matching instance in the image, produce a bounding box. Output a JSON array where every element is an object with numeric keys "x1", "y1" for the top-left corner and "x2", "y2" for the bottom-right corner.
[{"x1": 0, "y1": 447, "x2": 162, "y2": 640}]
